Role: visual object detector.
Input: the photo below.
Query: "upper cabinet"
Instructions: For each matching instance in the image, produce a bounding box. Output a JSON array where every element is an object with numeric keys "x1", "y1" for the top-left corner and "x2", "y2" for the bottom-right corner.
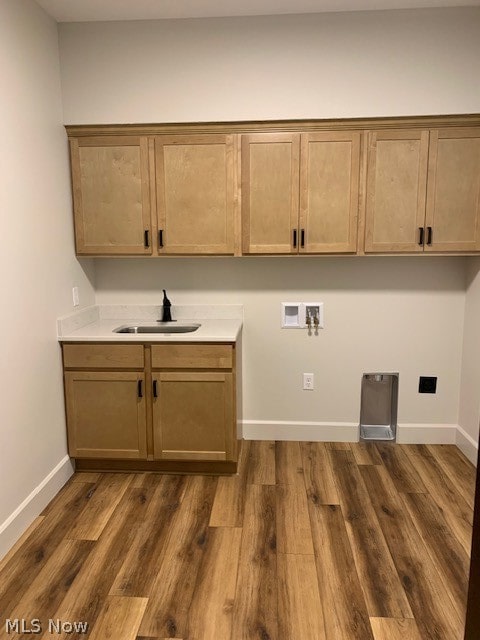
[
  {"x1": 155, "y1": 134, "x2": 235, "y2": 255},
  {"x1": 67, "y1": 117, "x2": 480, "y2": 257},
  {"x1": 70, "y1": 133, "x2": 236, "y2": 256},
  {"x1": 241, "y1": 131, "x2": 360, "y2": 254},
  {"x1": 365, "y1": 127, "x2": 480, "y2": 253},
  {"x1": 70, "y1": 136, "x2": 152, "y2": 255},
  {"x1": 300, "y1": 132, "x2": 360, "y2": 253},
  {"x1": 241, "y1": 133, "x2": 300, "y2": 254},
  {"x1": 365, "y1": 130, "x2": 429, "y2": 253},
  {"x1": 425, "y1": 128, "x2": 480, "y2": 252}
]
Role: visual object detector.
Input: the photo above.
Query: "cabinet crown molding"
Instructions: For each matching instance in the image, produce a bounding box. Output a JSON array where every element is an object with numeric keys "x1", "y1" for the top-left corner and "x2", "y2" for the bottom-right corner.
[{"x1": 65, "y1": 114, "x2": 480, "y2": 138}]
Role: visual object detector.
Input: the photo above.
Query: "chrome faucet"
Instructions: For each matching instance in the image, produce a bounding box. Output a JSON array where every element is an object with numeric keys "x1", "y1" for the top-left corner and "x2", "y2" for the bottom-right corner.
[{"x1": 161, "y1": 289, "x2": 172, "y2": 322}]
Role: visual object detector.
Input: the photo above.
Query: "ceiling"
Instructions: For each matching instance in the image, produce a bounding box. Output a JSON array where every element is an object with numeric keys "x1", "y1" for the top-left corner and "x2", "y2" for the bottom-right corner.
[{"x1": 36, "y1": 0, "x2": 480, "y2": 22}]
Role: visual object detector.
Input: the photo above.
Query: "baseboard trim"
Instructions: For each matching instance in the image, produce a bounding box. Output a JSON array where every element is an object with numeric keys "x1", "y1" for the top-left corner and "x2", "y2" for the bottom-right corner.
[
  {"x1": 0, "y1": 456, "x2": 74, "y2": 561},
  {"x1": 241, "y1": 420, "x2": 359, "y2": 441},
  {"x1": 396, "y1": 423, "x2": 457, "y2": 444},
  {"x1": 456, "y1": 425, "x2": 479, "y2": 466},
  {"x1": 240, "y1": 420, "x2": 462, "y2": 446}
]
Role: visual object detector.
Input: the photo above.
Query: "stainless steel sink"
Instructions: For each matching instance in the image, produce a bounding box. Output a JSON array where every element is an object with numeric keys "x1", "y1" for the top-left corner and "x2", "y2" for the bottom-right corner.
[{"x1": 113, "y1": 323, "x2": 200, "y2": 334}]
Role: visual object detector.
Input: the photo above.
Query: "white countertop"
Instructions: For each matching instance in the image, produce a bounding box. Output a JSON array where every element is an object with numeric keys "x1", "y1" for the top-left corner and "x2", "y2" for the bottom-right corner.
[{"x1": 57, "y1": 305, "x2": 243, "y2": 343}]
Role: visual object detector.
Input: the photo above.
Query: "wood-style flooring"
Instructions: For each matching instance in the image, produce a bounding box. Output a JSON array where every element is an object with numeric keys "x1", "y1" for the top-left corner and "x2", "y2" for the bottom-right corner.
[{"x1": 0, "y1": 442, "x2": 475, "y2": 640}]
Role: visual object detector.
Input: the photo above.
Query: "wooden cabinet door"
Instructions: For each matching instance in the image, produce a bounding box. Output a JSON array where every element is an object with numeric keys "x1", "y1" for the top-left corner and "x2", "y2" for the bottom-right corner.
[
  {"x1": 70, "y1": 137, "x2": 152, "y2": 255},
  {"x1": 365, "y1": 130, "x2": 429, "y2": 252},
  {"x1": 425, "y1": 128, "x2": 480, "y2": 252},
  {"x1": 241, "y1": 133, "x2": 300, "y2": 254},
  {"x1": 155, "y1": 135, "x2": 235, "y2": 254},
  {"x1": 64, "y1": 371, "x2": 147, "y2": 459},
  {"x1": 152, "y1": 372, "x2": 234, "y2": 461},
  {"x1": 299, "y1": 132, "x2": 360, "y2": 253}
]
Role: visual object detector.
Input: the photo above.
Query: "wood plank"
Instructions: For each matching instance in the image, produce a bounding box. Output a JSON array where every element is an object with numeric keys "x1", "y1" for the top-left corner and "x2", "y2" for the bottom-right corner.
[
  {"x1": 464, "y1": 445, "x2": 480, "y2": 640},
  {"x1": 329, "y1": 449, "x2": 412, "y2": 618},
  {"x1": 130, "y1": 473, "x2": 148, "y2": 488},
  {"x1": 187, "y1": 527, "x2": 242, "y2": 640},
  {"x1": 426, "y1": 444, "x2": 476, "y2": 509},
  {"x1": 401, "y1": 490, "x2": 470, "y2": 617},
  {"x1": 0, "y1": 516, "x2": 44, "y2": 573},
  {"x1": 137, "y1": 476, "x2": 218, "y2": 638},
  {"x1": 275, "y1": 441, "x2": 314, "y2": 554},
  {"x1": 325, "y1": 442, "x2": 351, "y2": 450},
  {"x1": 43, "y1": 486, "x2": 153, "y2": 640},
  {"x1": 231, "y1": 484, "x2": 277, "y2": 640},
  {"x1": 404, "y1": 444, "x2": 473, "y2": 554},
  {"x1": 209, "y1": 440, "x2": 250, "y2": 527},
  {"x1": 277, "y1": 554, "x2": 326, "y2": 639},
  {"x1": 360, "y1": 464, "x2": 464, "y2": 640},
  {"x1": 245, "y1": 440, "x2": 276, "y2": 485},
  {"x1": 1, "y1": 539, "x2": 93, "y2": 633},
  {"x1": 66, "y1": 473, "x2": 133, "y2": 540},
  {"x1": 88, "y1": 596, "x2": 148, "y2": 640},
  {"x1": 308, "y1": 503, "x2": 374, "y2": 640},
  {"x1": 0, "y1": 482, "x2": 96, "y2": 615},
  {"x1": 300, "y1": 442, "x2": 339, "y2": 505},
  {"x1": 370, "y1": 617, "x2": 422, "y2": 640},
  {"x1": 350, "y1": 442, "x2": 383, "y2": 466},
  {"x1": 276, "y1": 484, "x2": 314, "y2": 555},
  {"x1": 375, "y1": 443, "x2": 427, "y2": 494},
  {"x1": 110, "y1": 475, "x2": 187, "y2": 597},
  {"x1": 70, "y1": 472, "x2": 102, "y2": 484},
  {"x1": 275, "y1": 441, "x2": 304, "y2": 486}
]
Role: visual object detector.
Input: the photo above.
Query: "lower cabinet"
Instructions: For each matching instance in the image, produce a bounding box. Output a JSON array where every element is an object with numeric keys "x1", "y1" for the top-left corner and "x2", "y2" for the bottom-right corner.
[
  {"x1": 62, "y1": 342, "x2": 238, "y2": 473},
  {"x1": 152, "y1": 372, "x2": 234, "y2": 461},
  {"x1": 64, "y1": 371, "x2": 147, "y2": 459}
]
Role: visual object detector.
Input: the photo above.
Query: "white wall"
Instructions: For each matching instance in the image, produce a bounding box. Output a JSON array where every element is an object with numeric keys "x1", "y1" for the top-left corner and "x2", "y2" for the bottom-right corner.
[
  {"x1": 59, "y1": 8, "x2": 480, "y2": 124},
  {"x1": 458, "y1": 257, "x2": 480, "y2": 462},
  {"x1": 95, "y1": 257, "x2": 466, "y2": 433},
  {"x1": 0, "y1": 0, "x2": 95, "y2": 557},
  {"x1": 57, "y1": 7, "x2": 480, "y2": 444}
]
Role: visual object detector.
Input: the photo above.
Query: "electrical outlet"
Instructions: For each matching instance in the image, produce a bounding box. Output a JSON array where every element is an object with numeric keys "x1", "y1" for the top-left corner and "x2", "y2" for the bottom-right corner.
[
  {"x1": 303, "y1": 373, "x2": 314, "y2": 390},
  {"x1": 72, "y1": 286, "x2": 79, "y2": 307}
]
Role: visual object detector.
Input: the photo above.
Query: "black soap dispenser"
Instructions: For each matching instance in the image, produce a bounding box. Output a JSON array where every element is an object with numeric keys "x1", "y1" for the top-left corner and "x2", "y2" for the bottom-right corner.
[{"x1": 161, "y1": 289, "x2": 172, "y2": 322}]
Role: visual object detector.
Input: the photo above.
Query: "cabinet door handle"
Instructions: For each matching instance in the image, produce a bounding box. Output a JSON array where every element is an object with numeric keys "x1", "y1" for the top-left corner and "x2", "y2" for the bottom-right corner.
[
  {"x1": 427, "y1": 226, "x2": 433, "y2": 245},
  {"x1": 300, "y1": 229, "x2": 305, "y2": 248},
  {"x1": 293, "y1": 229, "x2": 297, "y2": 248},
  {"x1": 137, "y1": 379, "x2": 143, "y2": 398},
  {"x1": 144, "y1": 230, "x2": 150, "y2": 248},
  {"x1": 153, "y1": 380, "x2": 158, "y2": 398},
  {"x1": 159, "y1": 230, "x2": 164, "y2": 248},
  {"x1": 418, "y1": 227, "x2": 424, "y2": 246}
]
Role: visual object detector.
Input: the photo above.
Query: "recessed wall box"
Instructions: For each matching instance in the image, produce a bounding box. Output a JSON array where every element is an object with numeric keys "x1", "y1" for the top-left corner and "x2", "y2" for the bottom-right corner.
[
  {"x1": 419, "y1": 376, "x2": 437, "y2": 393},
  {"x1": 281, "y1": 302, "x2": 325, "y2": 329},
  {"x1": 304, "y1": 302, "x2": 324, "y2": 329},
  {"x1": 281, "y1": 302, "x2": 302, "y2": 328}
]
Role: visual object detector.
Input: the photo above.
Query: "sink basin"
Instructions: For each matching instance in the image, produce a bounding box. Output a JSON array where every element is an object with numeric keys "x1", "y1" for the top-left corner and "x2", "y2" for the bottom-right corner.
[{"x1": 114, "y1": 323, "x2": 201, "y2": 334}]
